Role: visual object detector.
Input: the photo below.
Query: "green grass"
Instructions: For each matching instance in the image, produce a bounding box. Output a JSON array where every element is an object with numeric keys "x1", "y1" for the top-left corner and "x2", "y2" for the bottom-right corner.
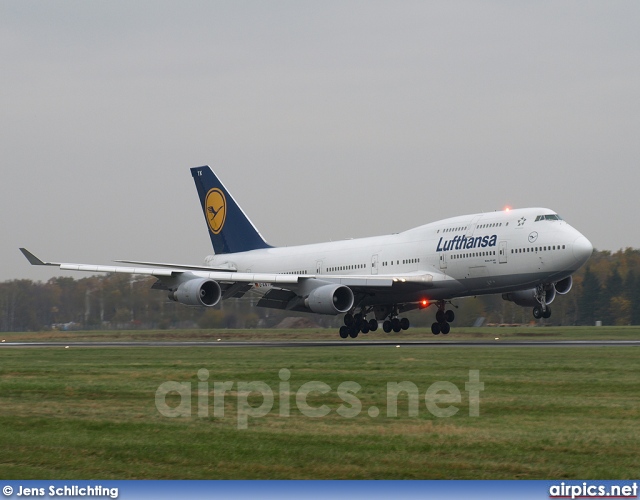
[
  {"x1": 1, "y1": 338, "x2": 639, "y2": 478},
  {"x1": 3, "y1": 325, "x2": 640, "y2": 343}
]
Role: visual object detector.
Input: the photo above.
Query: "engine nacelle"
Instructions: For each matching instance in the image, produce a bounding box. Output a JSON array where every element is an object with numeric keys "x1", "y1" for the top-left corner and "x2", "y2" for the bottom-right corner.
[
  {"x1": 502, "y1": 287, "x2": 555, "y2": 307},
  {"x1": 169, "y1": 278, "x2": 222, "y2": 307},
  {"x1": 304, "y1": 284, "x2": 354, "y2": 315},
  {"x1": 554, "y1": 276, "x2": 573, "y2": 295}
]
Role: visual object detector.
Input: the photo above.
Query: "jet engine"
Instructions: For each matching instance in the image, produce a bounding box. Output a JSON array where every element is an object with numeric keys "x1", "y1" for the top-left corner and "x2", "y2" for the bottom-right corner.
[
  {"x1": 554, "y1": 276, "x2": 573, "y2": 295},
  {"x1": 304, "y1": 284, "x2": 354, "y2": 315},
  {"x1": 169, "y1": 278, "x2": 222, "y2": 307},
  {"x1": 502, "y1": 287, "x2": 555, "y2": 307}
]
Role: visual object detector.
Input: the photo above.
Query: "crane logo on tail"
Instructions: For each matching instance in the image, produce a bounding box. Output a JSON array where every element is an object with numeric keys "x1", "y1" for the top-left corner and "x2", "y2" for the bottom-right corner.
[{"x1": 205, "y1": 188, "x2": 227, "y2": 234}]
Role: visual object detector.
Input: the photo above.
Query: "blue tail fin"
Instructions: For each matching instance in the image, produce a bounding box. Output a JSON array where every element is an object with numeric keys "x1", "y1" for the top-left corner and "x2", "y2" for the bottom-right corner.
[{"x1": 191, "y1": 166, "x2": 272, "y2": 254}]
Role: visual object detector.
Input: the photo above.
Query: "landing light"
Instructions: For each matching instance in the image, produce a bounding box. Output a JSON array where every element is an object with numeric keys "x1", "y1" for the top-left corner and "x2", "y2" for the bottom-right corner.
[{"x1": 504, "y1": 206, "x2": 511, "y2": 212}]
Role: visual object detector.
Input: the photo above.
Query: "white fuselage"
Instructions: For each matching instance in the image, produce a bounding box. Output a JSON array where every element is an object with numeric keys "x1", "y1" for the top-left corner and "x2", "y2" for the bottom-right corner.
[{"x1": 203, "y1": 207, "x2": 592, "y2": 304}]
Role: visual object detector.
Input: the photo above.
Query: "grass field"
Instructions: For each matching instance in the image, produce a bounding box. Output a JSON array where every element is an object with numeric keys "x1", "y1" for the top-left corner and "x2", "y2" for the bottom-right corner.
[
  {"x1": 3, "y1": 325, "x2": 640, "y2": 342},
  {"x1": 1, "y1": 327, "x2": 639, "y2": 479}
]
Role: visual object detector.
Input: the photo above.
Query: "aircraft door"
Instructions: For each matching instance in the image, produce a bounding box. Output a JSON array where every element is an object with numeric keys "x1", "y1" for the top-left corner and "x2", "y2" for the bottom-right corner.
[
  {"x1": 316, "y1": 260, "x2": 323, "y2": 274},
  {"x1": 371, "y1": 254, "x2": 379, "y2": 275},
  {"x1": 499, "y1": 241, "x2": 507, "y2": 264},
  {"x1": 439, "y1": 252, "x2": 447, "y2": 270}
]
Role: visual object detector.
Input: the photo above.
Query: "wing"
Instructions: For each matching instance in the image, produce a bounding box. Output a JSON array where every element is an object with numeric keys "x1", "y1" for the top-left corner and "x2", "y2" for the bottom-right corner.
[
  {"x1": 113, "y1": 259, "x2": 238, "y2": 272},
  {"x1": 20, "y1": 247, "x2": 304, "y2": 285},
  {"x1": 20, "y1": 248, "x2": 455, "y2": 312}
]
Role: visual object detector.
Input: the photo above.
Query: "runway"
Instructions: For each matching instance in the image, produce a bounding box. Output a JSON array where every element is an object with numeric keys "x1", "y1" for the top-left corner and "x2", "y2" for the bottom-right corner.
[{"x1": 1, "y1": 340, "x2": 639, "y2": 348}]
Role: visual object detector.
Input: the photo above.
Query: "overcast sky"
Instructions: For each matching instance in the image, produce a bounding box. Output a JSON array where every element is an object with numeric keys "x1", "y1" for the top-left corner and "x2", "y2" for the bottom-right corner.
[{"x1": 2, "y1": 1, "x2": 639, "y2": 281}]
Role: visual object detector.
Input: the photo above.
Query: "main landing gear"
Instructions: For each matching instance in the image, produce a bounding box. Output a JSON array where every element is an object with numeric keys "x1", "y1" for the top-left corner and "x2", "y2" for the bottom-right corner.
[
  {"x1": 382, "y1": 316, "x2": 410, "y2": 333},
  {"x1": 431, "y1": 301, "x2": 455, "y2": 335},
  {"x1": 339, "y1": 312, "x2": 377, "y2": 339},
  {"x1": 338, "y1": 308, "x2": 410, "y2": 339}
]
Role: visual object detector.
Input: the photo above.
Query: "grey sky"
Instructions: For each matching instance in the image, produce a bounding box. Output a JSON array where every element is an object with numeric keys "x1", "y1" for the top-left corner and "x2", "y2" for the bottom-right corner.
[{"x1": 2, "y1": 1, "x2": 639, "y2": 282}]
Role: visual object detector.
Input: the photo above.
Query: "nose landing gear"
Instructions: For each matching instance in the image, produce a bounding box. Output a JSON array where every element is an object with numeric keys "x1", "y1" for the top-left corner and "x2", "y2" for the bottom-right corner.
[
  {"x1": 532, "y1": 285, "x2": 552, "y2": 320},
  {"x1": 533, "y1": 305, "x2": 551, "y2": 319}
]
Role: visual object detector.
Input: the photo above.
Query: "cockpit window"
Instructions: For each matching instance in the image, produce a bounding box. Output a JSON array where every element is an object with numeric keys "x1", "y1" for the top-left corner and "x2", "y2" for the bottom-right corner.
[{"x1": 535, "y1": 214, "x2": 563, "y2": 222}]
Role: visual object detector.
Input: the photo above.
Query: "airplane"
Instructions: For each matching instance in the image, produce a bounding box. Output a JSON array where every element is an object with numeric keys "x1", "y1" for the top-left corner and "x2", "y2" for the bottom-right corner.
[{"x1": 21, "y1": 165, "x2": 593, "y2": 338}]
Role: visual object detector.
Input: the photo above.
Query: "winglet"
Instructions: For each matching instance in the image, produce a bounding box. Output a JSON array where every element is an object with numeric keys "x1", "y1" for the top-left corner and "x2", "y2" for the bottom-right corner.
[{"x1": 19, "y1": 248, "x2": 58, "y2": 266}]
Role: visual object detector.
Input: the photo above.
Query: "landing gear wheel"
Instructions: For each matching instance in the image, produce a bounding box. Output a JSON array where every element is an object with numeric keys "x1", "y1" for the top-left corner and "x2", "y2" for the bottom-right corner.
[
  {"x1": 354, "y1": 313, "x2": 363, "y2": 329},
  {"x1": 368, "y1": 319, "x2": 378, "y2": 332},
  {"x1": 391, "y1": 318, "x2": 401, "y2": 333},
  {"x1": 440, "y1": 322, "x2": 450, "y2": 335},
  {"x1": 533, "y1": 306, "x2": 543, "y2": 319},
  {"x1": 542, "y1": 307, "x2": 551, "y2": 319},
  {"x1": 339, "y1": 326, "x2": 349, "y2": 339},
  {"x1": 361, "y1": 323, "x2": 370, "y2": 334},
  {"x1": 436, "y1": 310, "x2": 445, "y2": 323},
  {"x1": 383, "y1": 320, "x2": 392, "y2": 333},
  {"x1": 344, "y1": 313, "x2": 354, "y2": 327},
  {"x1": 400, "y1": 318, "x2": 410, "y2": 330},
  {"x1": 445, "y1": 310, "x2": 455, "y2": 323},
  {"x1": 431, "y1": 322, "x2": 441, "y2": 335},
  {"x1": 348, "y1": 327, "x2": 359, "y2": 339}
]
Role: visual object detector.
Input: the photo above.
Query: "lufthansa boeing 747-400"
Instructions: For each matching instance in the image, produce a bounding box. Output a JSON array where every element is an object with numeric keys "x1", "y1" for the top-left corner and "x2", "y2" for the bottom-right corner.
[{"x1": 21, "y1": 166, "x2": 593, "y2": 338}]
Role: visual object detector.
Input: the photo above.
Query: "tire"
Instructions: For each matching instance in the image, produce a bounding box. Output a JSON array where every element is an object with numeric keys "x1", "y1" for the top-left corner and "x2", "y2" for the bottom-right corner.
[
  {"x1": 383, "y1": 320, "x2": 392, "y2": 333},
  {"x1": 369, "y1": 319, "x2": 378, "y2": 332},
  {"x1": 542, "y1": 307, "x2": 551, "y2": 319},
  {"x1": 348, "y1": 327, "x2": 359, "y2": 338},
  {"x1": 344, "y1": 313, "x2": 354, "y2": 327},
  {"x1": 436, "y1": 310, "x2": 445, "y2": 323},
  {"x1": 354, "y1": 313, "x2": 363, "y2": 329},
  {"x1": 400, "y1": 318, "x2": 410, "y2": 330},
  {"x1": 361, "y1": 323, "x2": 369, "y2": 334},
  {"x1": 431, "y1": 322, "x2": 441, "y2": 335},
  {"x1": 391, "y1": 318, "x2": 401, "y2": 333},
  {"x1": 440, "y1": 322, "x2": 450, "y2": 335},
  {"x1": 533, "y1": 306, "x2": 543, "y2": 319},
  {"x1": 339, "y1": 326, "x2": 349, "y2": 339},
  {"x1": 445, "y1": 310, "x2": 455, "y2": 323}
]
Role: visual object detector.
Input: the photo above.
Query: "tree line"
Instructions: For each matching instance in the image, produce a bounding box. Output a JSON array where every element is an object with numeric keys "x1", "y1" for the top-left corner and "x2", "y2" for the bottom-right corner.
[{"x1": 2, "y1": 249, "x2": 639, "y2": 332}]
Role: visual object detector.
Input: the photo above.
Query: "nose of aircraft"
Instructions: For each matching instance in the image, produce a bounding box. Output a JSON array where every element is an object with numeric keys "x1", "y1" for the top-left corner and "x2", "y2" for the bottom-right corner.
[{"x1": 572, "y1": 235, "x2": 593, "y2": 266}]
